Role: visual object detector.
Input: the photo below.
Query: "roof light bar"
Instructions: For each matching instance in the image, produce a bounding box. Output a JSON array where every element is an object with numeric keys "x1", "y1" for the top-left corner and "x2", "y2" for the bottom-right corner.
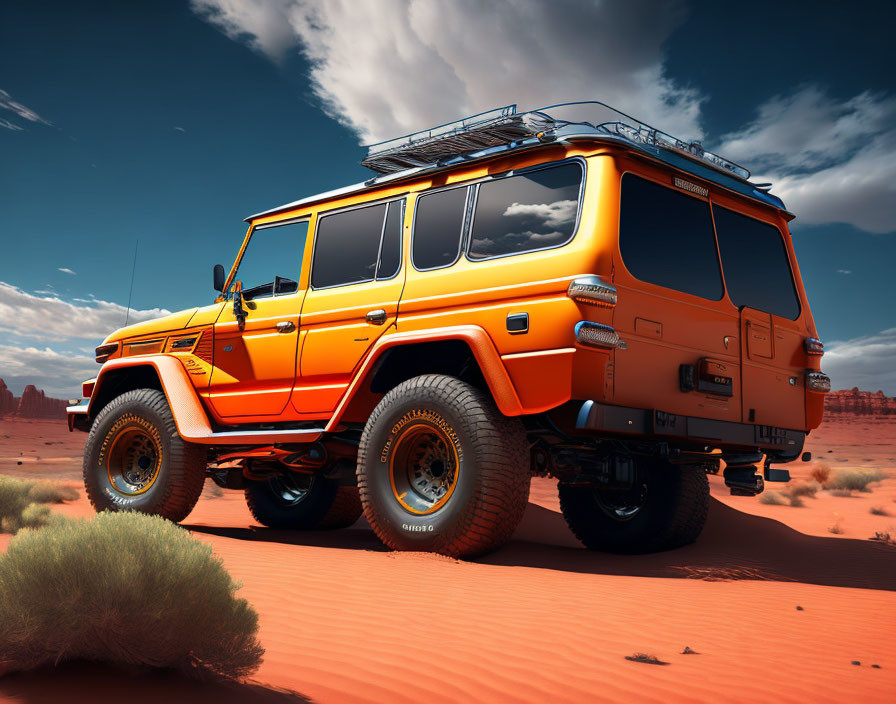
[{"x1": 567, "y1": 275, "x2": 617, "y2": 307}]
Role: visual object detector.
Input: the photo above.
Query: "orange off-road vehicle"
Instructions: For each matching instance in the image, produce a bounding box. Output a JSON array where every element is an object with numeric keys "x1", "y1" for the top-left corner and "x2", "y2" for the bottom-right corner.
[{"x1": 69, "y1": 102, "x2": 830, "y2": 557}]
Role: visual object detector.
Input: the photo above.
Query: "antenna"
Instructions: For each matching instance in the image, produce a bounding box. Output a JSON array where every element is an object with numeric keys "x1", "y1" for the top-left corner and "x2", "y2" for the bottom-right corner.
[{"x1": 124, "y1": 239, "x2": 138, "y2": 326}]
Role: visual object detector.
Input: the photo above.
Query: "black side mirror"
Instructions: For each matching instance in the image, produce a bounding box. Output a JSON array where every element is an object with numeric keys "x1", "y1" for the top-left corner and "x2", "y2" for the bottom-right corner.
[{"x1": 213, "y1": 264, "x2": 225, "y2": 292}]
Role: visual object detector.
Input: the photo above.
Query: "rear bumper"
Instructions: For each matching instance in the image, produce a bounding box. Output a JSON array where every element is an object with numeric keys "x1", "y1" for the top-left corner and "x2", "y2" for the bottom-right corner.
[{"x1": 575, "y1": 400, "x2": 805, "y2": 456}]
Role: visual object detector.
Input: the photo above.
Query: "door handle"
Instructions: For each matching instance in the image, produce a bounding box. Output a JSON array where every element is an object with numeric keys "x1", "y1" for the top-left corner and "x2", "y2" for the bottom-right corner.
[
  {"x1": 275, "y1": 321, "x2": 295, "y2": 333},
  {"x1": 366, "y1": 309, "x2": 387, "y2": 325}
]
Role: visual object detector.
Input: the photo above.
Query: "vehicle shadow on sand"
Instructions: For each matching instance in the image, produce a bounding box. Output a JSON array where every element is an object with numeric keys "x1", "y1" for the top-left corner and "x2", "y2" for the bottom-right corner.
[{"x1": 185, "y1": 497, "x2": 896, "y2": 593}]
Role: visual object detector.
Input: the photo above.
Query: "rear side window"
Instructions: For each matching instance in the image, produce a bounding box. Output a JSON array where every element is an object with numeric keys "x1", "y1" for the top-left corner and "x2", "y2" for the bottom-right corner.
[
  {"x1": 713, "y1": 205, "x2": 800, "y2": 320},
  {"x1": 312, "y1": 203, "x2": 385, "y2": 288},
  {"x1": 412, "y1": 186, "x2": 468, "y2": 270},
  {"x1": 619, "y1": 174, "x2": 723, "y2": 300},
  {"x1": 377, "y1": 199, "x2": 403, "y2": 280},
  {"x1": 468, "y1": 162, "x2": 583, "y2": 259}
]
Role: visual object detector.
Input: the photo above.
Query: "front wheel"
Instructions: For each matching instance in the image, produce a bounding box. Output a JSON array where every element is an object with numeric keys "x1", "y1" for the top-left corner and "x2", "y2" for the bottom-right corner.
[
  {"x1": 83, "y1": 389, "x2": 207, "y2": 523},
  {"x1": 558, "y1": 461, "x2": 709, "y2": 553},
  {"x1": 357, "y1": 374, "x2": 530, "y2": 558}
]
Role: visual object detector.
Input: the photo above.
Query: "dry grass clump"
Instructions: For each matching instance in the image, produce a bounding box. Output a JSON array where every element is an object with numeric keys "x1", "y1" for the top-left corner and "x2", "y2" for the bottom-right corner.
[
  {"x1": 0, "y1": 511, "x2": 264, "y2": 680},
  {"x1": 758, "y1": 490, "x2": 787, "y2": 505},
  {"x1": 870, "y1": 531, "x2": 895, "y2": 546},
  {"x1": 625, "y1": 653, "x2": 669, "y2": 665},
  {"x1": 0, "y1": 475, "x2": 78, "y2": 534},
  {"x1": 870, "y1": 505, "x2": 890, "y2": 516},
  {"x1": 825, "y1": 468, "x2": 885, "y2": 493},
  {"x1": 828, "y1": 518, "x2": 845, "y2": 535},
  {"x1": 759, "y1": 480, "x2": 819, "y2": 507},
  {"x1": 788, "y1": 481, "x2": 819, "y2": 499},
  {"x1": 809, "y1": 462, "x2": 831, "y2": 485}
]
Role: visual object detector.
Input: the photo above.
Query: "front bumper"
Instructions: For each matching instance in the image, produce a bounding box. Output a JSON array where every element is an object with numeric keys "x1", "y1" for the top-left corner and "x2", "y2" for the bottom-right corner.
[
  {"x1": 575, "y1": 400, "x2": 805, "y2": 457},
  {"x1": 67, "y1": 399, "x2": 90, "y2": 432}
]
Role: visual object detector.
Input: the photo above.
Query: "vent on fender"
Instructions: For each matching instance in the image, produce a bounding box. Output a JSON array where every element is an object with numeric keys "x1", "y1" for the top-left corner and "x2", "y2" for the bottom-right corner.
[{"x1": 194, "y1": 329, "x2": 213, "y2": 364}]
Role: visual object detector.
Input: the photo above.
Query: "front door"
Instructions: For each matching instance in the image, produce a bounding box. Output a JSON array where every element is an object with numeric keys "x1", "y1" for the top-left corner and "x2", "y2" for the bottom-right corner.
[
  {"x1": 208, "y1": 220, "x2": 309, "y2": 419},
  {"x1": 293, "y1": 198, "x2": 405, "y2": 414}
]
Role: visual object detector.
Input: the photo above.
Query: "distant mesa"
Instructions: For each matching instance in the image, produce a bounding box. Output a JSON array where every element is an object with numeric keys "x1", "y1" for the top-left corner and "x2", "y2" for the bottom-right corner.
[
  {"x1": 0, "y1": 379, "x2": 68, "y2": 420},
  {"x1": 824, "y1": 387, "x2": 896, "y2": 417}
]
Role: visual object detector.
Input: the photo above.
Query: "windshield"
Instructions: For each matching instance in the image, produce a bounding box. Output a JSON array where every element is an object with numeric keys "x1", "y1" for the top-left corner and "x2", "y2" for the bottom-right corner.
[{"x1": 233, "y1": 221, "x2": 308, "y2": 300}]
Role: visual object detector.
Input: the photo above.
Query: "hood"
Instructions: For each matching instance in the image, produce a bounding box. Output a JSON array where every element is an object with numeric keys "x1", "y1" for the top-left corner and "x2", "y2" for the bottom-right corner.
[{"x1": 102, "y1": 308, "x2": 199, "y2": 344}]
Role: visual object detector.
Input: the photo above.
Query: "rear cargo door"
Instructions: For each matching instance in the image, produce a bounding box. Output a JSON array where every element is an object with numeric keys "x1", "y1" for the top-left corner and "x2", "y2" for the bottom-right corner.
[{"x1": 712, "y1": 205, "x2": 806, "y2": 430}]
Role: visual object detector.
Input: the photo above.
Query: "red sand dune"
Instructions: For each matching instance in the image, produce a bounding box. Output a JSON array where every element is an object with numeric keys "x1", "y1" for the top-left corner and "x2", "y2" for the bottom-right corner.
[{"x1": 1, "y1": 417, "x2": 895, "y2": 703}]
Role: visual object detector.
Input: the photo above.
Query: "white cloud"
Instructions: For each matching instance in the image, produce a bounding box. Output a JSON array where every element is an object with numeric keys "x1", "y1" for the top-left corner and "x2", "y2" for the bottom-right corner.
[
  {"x1": 174, "y1": 126, "x2": 186, "y2": 133},
  {"x1": 0, "y1": 88, "x2": 52, "y2": 127},
  {"x1": 0, "y1": 282, "x2": 170, "y2": 343},
  {"x1": 191, "y1": 0, "x2": 703, "y2": 144},
  {"x1": 1, "y1": 118, "x2": 23, "y2": 131},
  {"x1": 836, "y1": 269, "x2": 852, "y2": 275},
  {"x1": 717, "y1": 87, "x2": 896, "y2": 234},
  {"x1": 503, "y1": 199, "x2": 578, "y2": 229},
  {"x1": 57, "y1": 267, "x2": 77, "y2": 275},
  {"x1": 0, "y1": 345, "x2": 96, "y2": 398},
  {"x1": 823, "y1": 328, "x2": 896, "y2": 396}
]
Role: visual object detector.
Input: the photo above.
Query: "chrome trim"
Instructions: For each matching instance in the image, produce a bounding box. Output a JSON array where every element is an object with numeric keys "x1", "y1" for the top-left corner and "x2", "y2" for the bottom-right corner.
[
  {"x1": 574, "y1": 321, "x2": 626, "y2": 350},
  {"x1": 67, "y1": 400, "x2": 89, "y2": 414},
  {"x1": 567, "y1": 274, "x2": 617, "y2": 306}
]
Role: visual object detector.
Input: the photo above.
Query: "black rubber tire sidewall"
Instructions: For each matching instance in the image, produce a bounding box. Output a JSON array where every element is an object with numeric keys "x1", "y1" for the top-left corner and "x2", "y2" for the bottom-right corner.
[{"x1": 245, "y1": 474, "x2": 339, "y2": 530}]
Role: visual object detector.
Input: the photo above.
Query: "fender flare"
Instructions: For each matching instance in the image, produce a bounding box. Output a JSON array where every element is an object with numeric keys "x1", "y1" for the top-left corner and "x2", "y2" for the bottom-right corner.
[{"x1": 325, "y1": 325, "x2": 524, "y2": 431}]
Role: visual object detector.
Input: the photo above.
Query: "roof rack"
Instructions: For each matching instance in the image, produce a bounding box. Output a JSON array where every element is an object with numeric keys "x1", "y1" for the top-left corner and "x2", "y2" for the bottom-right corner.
[
  {"x1": 362, "y1": 100, "x2": 751, "y2": 181},
  {"x1": 361, "y1": 105, "x2": 554, "y2": 174}
]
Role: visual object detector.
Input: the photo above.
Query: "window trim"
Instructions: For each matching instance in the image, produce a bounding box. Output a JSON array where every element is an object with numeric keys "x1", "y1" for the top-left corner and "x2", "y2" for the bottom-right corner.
[
  {"x1": 375, "y1": 198, "x2": 405, "y2": 282},
  {"x1": 410, "y1": 182, "x2": 473, "y2": 273},
  {"x1": 711, "y1": 202, "x2": 802, "y2": 320},
  {"x1": 617, "y1": 170, "x2": 725, "y2": 303},
  {"x1": 464, "y1": 157, "x2": 587, "y2": 263},
  {"x1": 309, "y1": 195, "x2": 406, "y2": 291}
]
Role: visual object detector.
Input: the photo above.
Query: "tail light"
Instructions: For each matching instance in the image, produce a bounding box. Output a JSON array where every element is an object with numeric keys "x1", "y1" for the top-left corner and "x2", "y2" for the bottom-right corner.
[
  {"x1": 95, "y1": 343, "x2": 118, "y2": 363},
  {"x1": 806, "y1": 371, "x2": 831, "y2": 393},
  {"x1": 567, "y1": 275, "x2": 617, "y2": 307},
  {"x1": 804, "y1": 337, "x2": 824, "y2": 356},
  {"x1": 575, "y1": 321, "x2": 626, "y2": 350}
]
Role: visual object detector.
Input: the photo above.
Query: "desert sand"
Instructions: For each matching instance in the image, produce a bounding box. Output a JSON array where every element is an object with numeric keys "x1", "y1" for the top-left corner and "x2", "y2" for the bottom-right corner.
[{"x1": 1, "y1": 417, "x2": 894, "y2": 703}]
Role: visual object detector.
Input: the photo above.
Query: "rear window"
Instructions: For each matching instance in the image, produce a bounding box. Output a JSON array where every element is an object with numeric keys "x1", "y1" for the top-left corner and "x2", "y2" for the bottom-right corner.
[
  {"x1": 713, "y1": 205, "x2": 800, "y2": 320},
  {"x1": 412, "y1": 186, "x2": 468, "y2": 270},
  {"x1": 619, "y1": 174, "x2": 723, "y2": 300},
  {"x1": 377, "y1": 199, "x2": 403, "y2": 280},
  {"x1": 311, "y1": 203, "x2": 385, "y2": 288},
  {"x1": 468, "y1": 162, "x2": 582, "y2": 259}
]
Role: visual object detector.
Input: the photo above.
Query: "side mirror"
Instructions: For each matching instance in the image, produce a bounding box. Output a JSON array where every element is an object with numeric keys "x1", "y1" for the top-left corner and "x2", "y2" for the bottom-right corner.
[{"x1": 213, "y1": 264, "x2": 225, "y2": 292}]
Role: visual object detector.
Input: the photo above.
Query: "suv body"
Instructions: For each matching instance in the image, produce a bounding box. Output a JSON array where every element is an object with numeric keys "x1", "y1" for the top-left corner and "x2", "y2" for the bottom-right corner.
[{"x1": 69, "y1": 102, "x2": 829, "y2": 556}]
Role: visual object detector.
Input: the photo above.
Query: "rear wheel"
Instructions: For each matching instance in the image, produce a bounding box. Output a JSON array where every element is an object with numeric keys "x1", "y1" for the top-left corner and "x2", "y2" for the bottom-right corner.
[
  {"x1": 357, "y1": 374, "x2": 530, "y2": 558},
  {"x1": 83, "y1": 389, "x2": 206, "y2": 523},
  {"x1": 245, "y1": 473, "x2": 362, "y2": 530},
  {"x1": 558, "y1": 460, "x2": 709, "y2": 553}
]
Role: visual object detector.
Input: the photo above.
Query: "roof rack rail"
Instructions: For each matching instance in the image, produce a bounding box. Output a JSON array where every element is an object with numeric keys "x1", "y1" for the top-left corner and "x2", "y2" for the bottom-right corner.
[{"x1": 361, "y1": 100, "x2": 751, "y2": 181}]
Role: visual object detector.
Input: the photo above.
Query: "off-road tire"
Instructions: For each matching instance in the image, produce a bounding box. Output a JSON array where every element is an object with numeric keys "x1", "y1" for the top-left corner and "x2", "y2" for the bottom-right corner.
[
  {"x1": 83, "y1": 389, "x2": 206, "y2": 523},
  {"x1": 558, "y1": 461, "x2": 709, "y2": 553},
  {"x1": 245, "y1": 474, "x2": 339, "y2": 530},
  {"x1": 317, "y1": 485, "x2": 363, "y2": 529},
  {"x1": 357, "y1": 374, "x2": 530, "y2": 558}
]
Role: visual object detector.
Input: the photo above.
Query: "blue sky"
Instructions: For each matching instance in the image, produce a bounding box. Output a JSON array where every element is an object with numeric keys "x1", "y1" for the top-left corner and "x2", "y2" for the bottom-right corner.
[{"x1": 1, "y1": 0, "x2": 894, "y2": 397}]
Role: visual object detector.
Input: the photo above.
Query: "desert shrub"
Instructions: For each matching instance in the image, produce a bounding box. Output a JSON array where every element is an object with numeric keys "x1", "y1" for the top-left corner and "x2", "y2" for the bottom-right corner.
[
  {"x1": 0, "y1": 511, "x2": 263, "y2": 679},
  {"x1": 829, "y1": 519, "x2": 845, "y2": 535},
  {"x1": 759, "y1": 491, "x2": 787, "y2": 505},
  {"x1": 787, "y1": 481, "x2": 819, "y2": 499},
  {"x1": 788, "y1": 494, "x2": 805, "y2": 508},
  {"x1": 0, "y1": 475, "x2": 78, "y2": 534},
  {"x1": 825, "y1": 469, "x2": 886, "y2": 492},
  {"x1": 870, "y1": 531, "x2": 895, "y2": 546},
  {"x1": 810, "y1": 462, "x2": 831, "y2": 485},
  {"x1": 870, "y1": 506, "x2": 890, "y2": 516},
  {"x1": 830, "y1": 488, "x2": 854, "y2": 497}
]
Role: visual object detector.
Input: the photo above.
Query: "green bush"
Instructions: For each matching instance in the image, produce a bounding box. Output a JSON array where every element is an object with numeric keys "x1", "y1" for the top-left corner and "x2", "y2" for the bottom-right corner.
[
  {"x1": 0, "y1": 511, "x2": 263, "y2": 679},
  {"x1": 825, "y1": 469, "x2": 886, "y2": 492},
  {"x1": 0, "y1": 475, "x2": 78, "y2": 534}
]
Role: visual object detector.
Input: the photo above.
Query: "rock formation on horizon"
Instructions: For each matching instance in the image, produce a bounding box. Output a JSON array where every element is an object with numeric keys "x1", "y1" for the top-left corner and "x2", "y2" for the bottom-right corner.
[
  {"x1": 0, "y1": 378, "x2": 69, "y2": 420},
  {"x1": 824, "y1": 387, "x2": 896, "y2": 417}
]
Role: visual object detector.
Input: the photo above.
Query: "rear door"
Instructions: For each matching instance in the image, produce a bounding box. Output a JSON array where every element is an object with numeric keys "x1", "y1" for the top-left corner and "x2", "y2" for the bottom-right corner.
[
  {"x1": 295, "y1": 198, "x2": 405, "y2": 414},
  {"x1": 712, "y1": 204, "x2": 806, "y2": 429},
  {"x1": 612, "y1": 172, "x2": 742, "y2": 424}
]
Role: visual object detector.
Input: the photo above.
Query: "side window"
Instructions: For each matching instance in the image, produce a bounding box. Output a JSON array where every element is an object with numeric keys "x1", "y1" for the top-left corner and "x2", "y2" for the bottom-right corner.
[
  {"x1": 469, "y1": 162, "x2": 582, "y2": 259},
  {"x1": 377, "y1": 199, "x2": 403, "y2": 280},
  {"x1": 235, "y1": 221, "x2": 308, "y2": 300},
  {"x1": 713, "y1": 205, "x2": 800, "y2": 320},
  {"x1": 619, "y1": 174, "x2": 723, "y2": 300},
  {"x1": 412, "y1": 186, "x2": 468, "y2": 270},
  {"x1": 312, "y1": 203, "x2": 386, "y2": 289}
]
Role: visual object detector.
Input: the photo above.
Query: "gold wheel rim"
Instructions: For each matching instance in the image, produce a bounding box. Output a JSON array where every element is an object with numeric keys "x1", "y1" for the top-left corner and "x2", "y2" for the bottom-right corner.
[
  {"x1": 389, "y1": 422, "x2": 459, "y2": 515},
  {"x1": 105, "y1": 424, "x2": 162, "y2": 496}
]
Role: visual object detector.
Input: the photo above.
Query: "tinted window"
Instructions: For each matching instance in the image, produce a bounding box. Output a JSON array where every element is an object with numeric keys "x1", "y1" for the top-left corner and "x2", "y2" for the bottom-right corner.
[
  {"x1": 377, "y1": 200, "x2": 402, "y2": 279},
  {"x1": 713, "y1": 205, "x2": 800, "y2": 319},
  {"x1": 469, "y1": 162, "x2": 582, "y2": 259},
  {"x1": 236, "y1": 221, "x2": 307, "y2": 300},
  {"x1": 312, "y1": 204, "x2": 385, "y2": 288},
  {"x1": 619, "y1": 174, "x2": 723, "y2": 300},
  {"x1": 412, "y1": 186, "x2": 468, "y2": 270}
]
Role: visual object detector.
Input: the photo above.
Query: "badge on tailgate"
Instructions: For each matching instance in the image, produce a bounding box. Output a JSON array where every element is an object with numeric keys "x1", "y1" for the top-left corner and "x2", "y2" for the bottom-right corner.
[{"x1": 697, "y1": 358, "x2": 733, "y2": 397}]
